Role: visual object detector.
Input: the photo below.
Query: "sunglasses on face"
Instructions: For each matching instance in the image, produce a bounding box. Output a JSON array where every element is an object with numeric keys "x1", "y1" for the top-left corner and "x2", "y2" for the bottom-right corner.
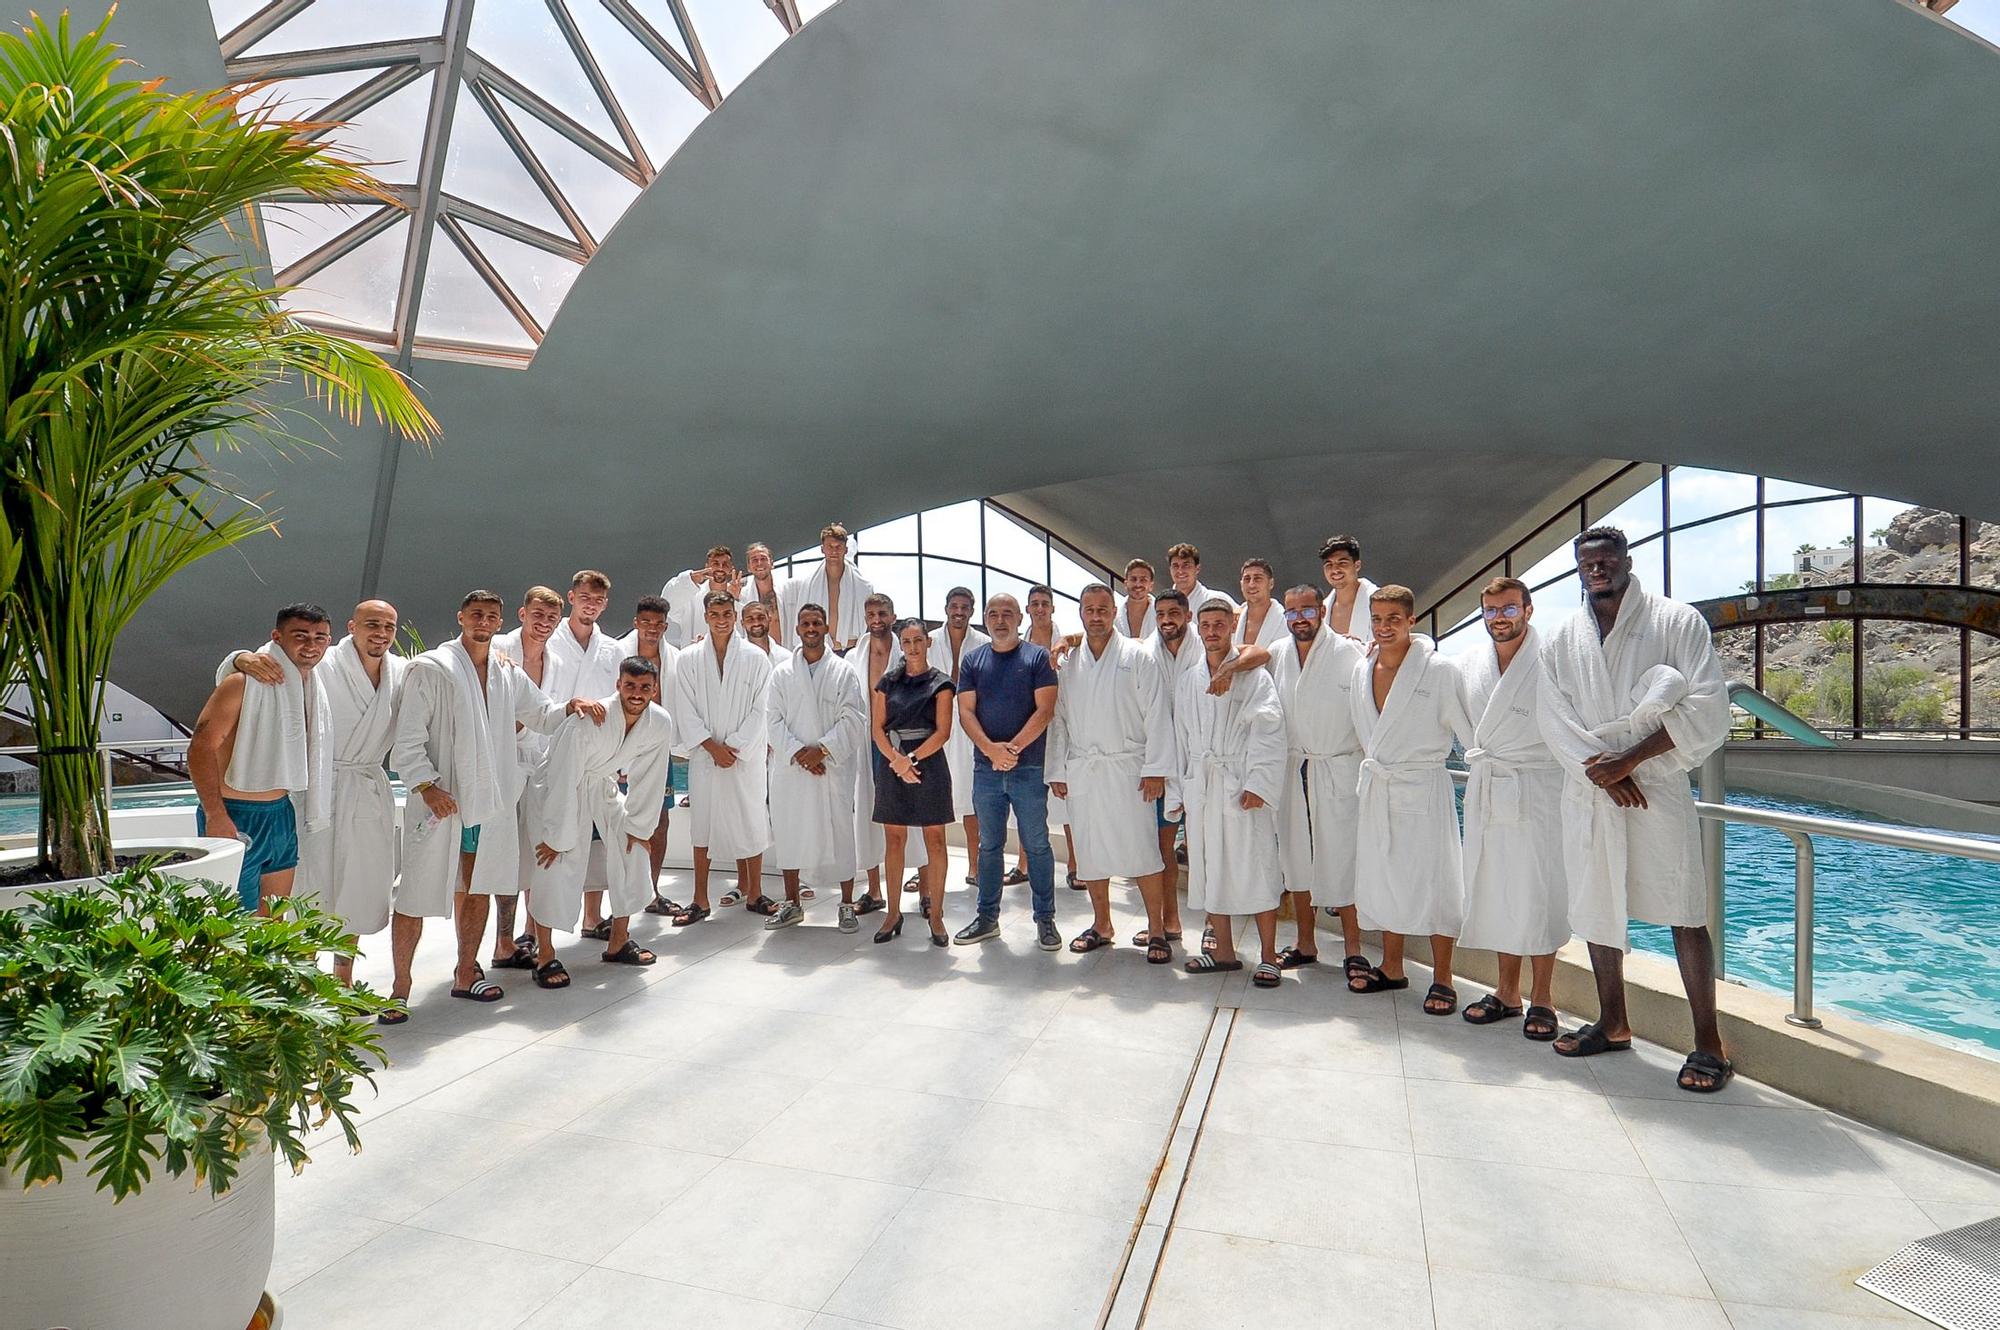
[
  {"x1": 1481, "y1": 604, "x2": 1524, "y2": 620},
  {"x1": 1282, "y1": 608, "x2": 1320, "y2": 623}
]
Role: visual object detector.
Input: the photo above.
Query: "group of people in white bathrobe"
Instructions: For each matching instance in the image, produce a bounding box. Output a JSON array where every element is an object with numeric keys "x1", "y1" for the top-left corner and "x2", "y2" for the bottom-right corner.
[{"x1": 189, "y1": 521, "x2": 1736, "y2": 1092}]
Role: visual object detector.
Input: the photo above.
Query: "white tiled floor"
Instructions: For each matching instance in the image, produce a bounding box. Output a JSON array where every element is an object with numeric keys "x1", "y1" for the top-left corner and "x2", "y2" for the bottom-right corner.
[{"x1": 274, "y1": 856, "x2": 2000, "y2": 1328}]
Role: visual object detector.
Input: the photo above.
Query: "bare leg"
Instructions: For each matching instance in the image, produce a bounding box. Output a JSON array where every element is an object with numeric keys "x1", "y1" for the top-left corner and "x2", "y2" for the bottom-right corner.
[
  {"x1": 648, "y1": 811, "x2": 669, "y2": 893},
  {"x1": 839, "y1": 877, "x2": 857, "y2": 905},
  {"x1": 1135, "y1": 869, "x2": 1167, "y2": 941},
  {"x1": 961, "y1": 814, "x2": 978, "y2": 882},
  {"x1": 491, "y1": 893, "x2": 519, "y2": 961},
  {"x1": 782, "y1": 868, "x2": 803, "y2": 903},
  {"x1": 1251, "y1": 908, "x2": 1280, "y2": 966},
  {"x1": 1672, "y1": 923, "x2": 1726, "y2": 1067},
  {"x1": 454, "y1": 892, "x2": 491, "y2": 991},
  {"x1": 1331, "y1": 903, "x2": 1362, "y2": 960},
  {"x1": 1083, "y1": 879, "x2": 1113, "y2": 937},
  {"x1": 1287, "y1": 891, "x2": 1317, "y2": 958},
  {"x1": 1206, "y1": 913, "x2": 1238, "y2": 964},
  {"x1": 923, "y1": 825, "x2": 950, "y2": 939},
  {"x1": 389, "y1": 912, "x2": 422, "y2": 1003},
  {"x1": 1426, "y1": 935, "x2": 1458, "y2": 1012},
  {"x1": 330, "y1": 938, "x2": 357, "y2": 988},
  {"x1": 1370, "y1": 931, "x2": 1408, "y2": 984},
  {"x1": 1555, "y1": 942, "x2": 1631, "y2": 1054},
  {"x1": 883, "y1": 824, "x2": 908, "y2": 926},
  {"x1": 692, "y1": 844, "x2": 712, "y2": 910},
  {"x1": 257, "y1": 867, "x2": 295, "y2": 917},
  {"x1": 1494, "y1": 953, "x2": 1524, "y2": 1008},
  {"x1": 1157, "y1": 824, "x2": 1184, "y2": 934},
  {"x1": 532, "y1": 918, "x2": 556, "y2": 974},
  {"x1": 736, "y1": 855, "x2": 763, "y2": 906},
  {"x1": 583, "y1": 888, "x2": 605, "y2": 932},
  {"x1": 865, "y1": 865, "x2": 883, "y2": 904}
]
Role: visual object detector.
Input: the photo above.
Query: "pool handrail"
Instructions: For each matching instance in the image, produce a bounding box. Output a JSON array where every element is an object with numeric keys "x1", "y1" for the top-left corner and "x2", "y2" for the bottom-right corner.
[{"x1": 1445, "y1": 765, "x2": 2000, "y2": 1034}]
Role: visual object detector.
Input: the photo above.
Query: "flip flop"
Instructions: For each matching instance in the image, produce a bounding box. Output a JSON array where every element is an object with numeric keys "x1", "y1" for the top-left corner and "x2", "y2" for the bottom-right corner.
[
  {"x1": 1462, "y1": 993, "x2": 1522, "y2": 1025},
  {"x1": 1523, "y1": 1005, "x2": 1560, "y2": 1042},
  {"x1": 1347, "y1": 966, "x2": 1409, "y2": 994},
  {"x1": 450, "y1": 978, "x2": 504, "y2": 1003},
  {"x1": 1677, "y1": 1050, "x2": 1735, "y2": 1093},
  {"x1": 601, "y1": 940, "x2": 657, "y2": 966},
  {"x1": 1276, "y1": 947, "x2": 1319, "y2": 970},
  {"x1": 1183, "y1": 954, "x2": 1243, "y2": 974},
  {"x1": 1553, "y1": 1021, "x2": 1633, "y2": 1058}
]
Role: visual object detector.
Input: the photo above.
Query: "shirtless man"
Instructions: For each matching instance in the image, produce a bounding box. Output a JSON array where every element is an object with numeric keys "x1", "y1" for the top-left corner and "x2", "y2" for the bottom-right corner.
[{"x1": 189, "y1": 603, "x2": 332, "y2": 915}]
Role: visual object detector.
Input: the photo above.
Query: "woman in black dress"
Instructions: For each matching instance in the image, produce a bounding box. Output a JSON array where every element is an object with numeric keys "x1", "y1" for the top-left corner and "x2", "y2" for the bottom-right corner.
[{"x1": 872, "y1": 618, "x2": 956, "y2": 944}]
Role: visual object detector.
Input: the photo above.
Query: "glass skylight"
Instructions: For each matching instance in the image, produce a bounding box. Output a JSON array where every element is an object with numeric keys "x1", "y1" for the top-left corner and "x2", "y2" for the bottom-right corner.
[{"x1": 210, "y1": 0, "x2": 824, "y2": 362}]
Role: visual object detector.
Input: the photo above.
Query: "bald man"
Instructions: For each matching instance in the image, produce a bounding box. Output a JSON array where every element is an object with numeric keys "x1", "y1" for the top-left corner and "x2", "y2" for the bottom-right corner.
[{"x1": 223, "y1": 599, "x2": 409, "y2": 987}]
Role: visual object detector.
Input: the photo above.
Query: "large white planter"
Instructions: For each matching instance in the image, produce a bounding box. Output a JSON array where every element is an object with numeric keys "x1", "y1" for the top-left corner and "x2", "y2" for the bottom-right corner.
[
  {"x1": 0, "y1": 836, "x2": 245, "y2": 911},
  {"x1": 0, "y1": 1141, "x2": 274, "y2": 1330}
]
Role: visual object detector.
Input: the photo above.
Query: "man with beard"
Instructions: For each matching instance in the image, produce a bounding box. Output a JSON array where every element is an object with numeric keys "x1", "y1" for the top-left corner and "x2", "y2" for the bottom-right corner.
[
  {"x1": 619, "y1": 596, "x2": 682, "y2": 915},
  {"x1": 742, "y1": 541, "x2": 785, "y2": 643},
  {"x1": 1457, "y1": 577, "x2": 1568, "y2": 1040},
  {"x1": 1538, "y1": 527, "x2": 1733, "y2": 1091},
  {"x1": 392, "y1": 591, "x2": 603, "y2": 1015},
  {"x1": 845, "y1": 592, "x2": 899, "y2": 917},
  {"x1": 741, "y1": 598, "x2": 793, "y2": 668},
  {"x1": 766, "y1": 604, "x2": 869, "y2": 930},
  {"x1": 220, "y1": 600, "x2": 405, "y2": 987},
  {"x1": 672, "y1": 592, "x2": 776, "y2": 924},
  {"x1": 1268, "y1": 584, "x2": 1367, "y2": 977},
  {"x1": 662, "y1": 545, "x2": 743, "y2": 650}
]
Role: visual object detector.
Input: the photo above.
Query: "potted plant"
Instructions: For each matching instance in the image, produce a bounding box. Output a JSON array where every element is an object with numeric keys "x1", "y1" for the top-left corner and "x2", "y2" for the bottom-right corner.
[
  {"x1": 0, "y1": 11, "x2": 435, "y2": 887},
  {"x1": 0, "y1": 865, "x2": 387, "y2": 1330}
]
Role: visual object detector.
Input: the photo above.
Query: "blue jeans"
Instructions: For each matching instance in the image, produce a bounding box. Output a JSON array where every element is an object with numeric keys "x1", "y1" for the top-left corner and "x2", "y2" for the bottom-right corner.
[{"x1": 973, "y1": 763, "x2": 1054, "y2": 921}]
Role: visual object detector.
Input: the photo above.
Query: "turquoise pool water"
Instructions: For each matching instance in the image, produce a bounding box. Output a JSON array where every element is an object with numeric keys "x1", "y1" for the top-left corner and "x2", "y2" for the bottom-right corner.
[
  {"x1": 1630, "y1": 791, "x2": 2000, "y2": 1061},
  {"x1": 8, "y1": 784, "x2": 1996, "y2": 1055}
]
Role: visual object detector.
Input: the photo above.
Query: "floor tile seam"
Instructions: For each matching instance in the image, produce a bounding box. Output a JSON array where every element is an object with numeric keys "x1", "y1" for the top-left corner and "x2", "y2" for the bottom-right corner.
[
  {"x1": 1610, "y1": 1096, "x2": 1731, "y2": 1310},
  {"x1": 1403, "y1": 1054, "x2": 1443, "y2": 1313},
  {"x1": 1601, "y1": 1094, "x2": 1907, "y2": 1196},
  {"x1": 809, "y1": 1168, "x2": 938, "y2": 1322},
  {"x1": 294, "y1": 1217, "x2": 592, "y2": 1300},
  {"x1": 1823, "y1": 1116, "x2": 1995, "y2": 1210},
  {"x1": 1197, "y1": 1122, "x2": 1417, "y2": 1161},
  {"x1": 395, "y1": 1191, "x2": 685, "y2": 1273},
  {"x1": 1716, "y1": 1295, "x2": 1924, "y2": 1326},
  {"x1": 1111, "y1": 1007, "x2": 1238, "y2": 1330}
]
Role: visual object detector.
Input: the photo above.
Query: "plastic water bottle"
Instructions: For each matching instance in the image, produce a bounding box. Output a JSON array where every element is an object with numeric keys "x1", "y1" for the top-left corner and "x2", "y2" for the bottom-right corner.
[{"x1": 408, "y1": 810, "x2": 440, "y2": 845}]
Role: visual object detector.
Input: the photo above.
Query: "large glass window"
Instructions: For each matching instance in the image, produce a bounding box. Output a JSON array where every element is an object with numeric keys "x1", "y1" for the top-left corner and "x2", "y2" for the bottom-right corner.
[{"x1": 1420, "y1": 464, "x2": 1996, "y2": 739}]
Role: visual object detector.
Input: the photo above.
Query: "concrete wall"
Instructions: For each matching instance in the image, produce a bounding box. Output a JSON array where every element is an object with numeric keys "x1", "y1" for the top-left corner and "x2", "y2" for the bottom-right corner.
[{"x1": 1726, "y1": 739, "x2": 2000, "y2": 820}]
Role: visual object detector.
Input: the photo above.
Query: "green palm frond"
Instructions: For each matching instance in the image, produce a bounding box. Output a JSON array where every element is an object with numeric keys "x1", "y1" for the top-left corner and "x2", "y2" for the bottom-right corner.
[{"x1": 1, "y1": 11, "x2": 437, "y2": 876}]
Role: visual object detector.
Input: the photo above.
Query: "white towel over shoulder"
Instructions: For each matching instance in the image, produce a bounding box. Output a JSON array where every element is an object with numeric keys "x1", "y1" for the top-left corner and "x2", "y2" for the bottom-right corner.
[{"x1": 224, "y1": 641, "x2": 331, "y2": 832}]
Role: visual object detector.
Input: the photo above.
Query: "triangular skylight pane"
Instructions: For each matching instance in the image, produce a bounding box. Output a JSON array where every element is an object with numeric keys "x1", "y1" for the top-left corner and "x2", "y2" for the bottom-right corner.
[
  {"x1": 459, "y1": 223, "x2": 583, "y2": 329},
  {"x1": 283, "y1": 216, "x2": 410, "y2": 335},
  {"x1": 261, "y1": 201, "x2": 383, "y2": 277},
  {"x1": 333, "y1": 73, "x2": 434, "y2": 186},
  {"x1": 244, "y1": 0, "x2": 447, "y2": 55},
  {"x1": 620, "y1": 0, "x2": 695, "y2": 66},
  {"x1": 441, "y1": 87, "x2": 571, "y2": 236},
  {"x1": 235, "y1": 67, "x2": 380, "y2": 122},
  {"x1": 569, "y1": 0, "x2": 708, "y2": 164},
  {"x1": 210, "y1": 0, "x2": 272, "y2": 34},
  {"x1": 418, "y1": 226, "x2": 536, "y2": 349},
  {"x1": 507, "y1": 102, "x2": 640, "y2": 242},
  {"x1": 470, "y1": 0, "x2": 622, "y2": 145},
  {"x1": 795, "y1": 0, "x2": 839, "y2": 21},
  {"x1": 680, "y1": 0, "x2": 787, "y2": 95}
]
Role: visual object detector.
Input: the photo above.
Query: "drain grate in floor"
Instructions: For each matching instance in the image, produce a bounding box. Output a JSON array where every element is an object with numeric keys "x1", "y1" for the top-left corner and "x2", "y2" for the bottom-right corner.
[{"x1": 1858, "y1": 1216, "x2": 2000, "y2": 1330}]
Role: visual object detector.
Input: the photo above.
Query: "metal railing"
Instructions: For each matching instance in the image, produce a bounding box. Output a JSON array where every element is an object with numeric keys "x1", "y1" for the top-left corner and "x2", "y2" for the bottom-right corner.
[{"x1": 1447, "y1": 762, "x2": 2000, "y2": 1033}]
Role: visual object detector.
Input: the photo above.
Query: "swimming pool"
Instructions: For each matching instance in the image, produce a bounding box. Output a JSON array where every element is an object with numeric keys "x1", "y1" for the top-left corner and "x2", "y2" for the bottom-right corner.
[
  {"x1": 1632, "y1": 790, "x2": 2000, "y2": 1061},
  {"x1": 7, "y1": 784, "x2": 1996, "y2": 1055}
]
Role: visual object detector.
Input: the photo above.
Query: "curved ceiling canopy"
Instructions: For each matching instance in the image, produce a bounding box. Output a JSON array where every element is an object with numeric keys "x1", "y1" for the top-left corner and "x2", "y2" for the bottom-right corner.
[
  {"x1": 53, "y1": 0, "x2": 2000, "y2": 720},
  {"x1": 206, "y1": 0, "x2": 838, "y2": 360}
]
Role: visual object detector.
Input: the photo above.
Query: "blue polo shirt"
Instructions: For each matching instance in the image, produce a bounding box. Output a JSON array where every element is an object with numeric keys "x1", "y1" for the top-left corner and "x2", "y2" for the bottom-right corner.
[{"x1": 958, "y1": 640, "x2": 1058, "y2": 769}]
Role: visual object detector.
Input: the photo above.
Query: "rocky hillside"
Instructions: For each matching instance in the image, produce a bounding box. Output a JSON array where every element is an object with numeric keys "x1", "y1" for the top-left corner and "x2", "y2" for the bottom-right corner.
[{"x1": 1714, "y1": 507, "x2": 1999, "y2": 733}]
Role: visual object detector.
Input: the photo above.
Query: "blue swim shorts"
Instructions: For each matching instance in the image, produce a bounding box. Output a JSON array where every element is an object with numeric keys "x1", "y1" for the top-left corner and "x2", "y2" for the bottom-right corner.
[{"x1": 197, "y1": 793, "x2": 299, "y2": 911}]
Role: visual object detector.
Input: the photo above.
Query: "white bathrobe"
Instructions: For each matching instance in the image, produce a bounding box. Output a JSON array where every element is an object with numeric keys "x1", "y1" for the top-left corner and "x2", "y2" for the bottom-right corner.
[
  {"x1": 1350, "y1": 636, "x2": 1475, "y2": 937},
  {"x1": 498, "y1": 622, "x2": 624, "y2": 890},
  {"x1": 660, "y1": 571, "x2": 749, "y2": 649},
  {"x1": 1538, "y1": 581, "x2": 1731, "y2": 949},
  {"x1": 1047, "y1": 635, "x2": 1174, "y2": 880},
  {"x1": 1324, "y1": 577, "x2": 1381, "y2": 640},
  {"x1": 526, "y1": 700, "x2": 674, "y2": 931},
  {"x1": 222, "y1": 641, "x2": 332, "y2": 834},
  {"x1": 1173, "y1": 649, "x2": 1288, "y2": 916},
  {"x1": 779, "y1": 559, "x2": 875, "y2": 649},
  {"x1": 1457, "y1": 628, "x2": 1569, "y2": 956},
  {"x1": 1115, "y1": 595, "x2": 1157, "y2": 640},
  {"x1": 215, "y1": 639, "x2": 386, "y2": 931},
  {"x1": 1269, "y1": 629, "x2": 1365, "y2": 907},
  {"x1": 674, "y1": 633, "x2": 774, "y2": 860},
  {"x1": 1235, "y1": 599, "x2": 1291, "y2": 655},
  {"x1": 929, "y1": 624, "x2": 991, "y2": 819},
  {"x1": 767, "y1": 648, "x2": 867, "y2": 885},
  {"x1": 391, "y1": 640, "x2": 568, "y2": 914},
  {"x1": 1182, "y1": 580, "x2": 1238, "y2": 616}
]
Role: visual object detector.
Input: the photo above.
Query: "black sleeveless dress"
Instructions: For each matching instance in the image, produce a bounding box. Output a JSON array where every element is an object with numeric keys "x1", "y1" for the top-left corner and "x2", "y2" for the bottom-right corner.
[{"x1": 873, "y1": 665, "x2": 956, "y2": 827}]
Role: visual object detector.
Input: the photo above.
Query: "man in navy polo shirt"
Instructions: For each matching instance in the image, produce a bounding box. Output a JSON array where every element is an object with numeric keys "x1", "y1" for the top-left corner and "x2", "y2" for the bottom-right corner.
[{"x1": 954, "y1": 593, "x2": 1062, "y2": 949}]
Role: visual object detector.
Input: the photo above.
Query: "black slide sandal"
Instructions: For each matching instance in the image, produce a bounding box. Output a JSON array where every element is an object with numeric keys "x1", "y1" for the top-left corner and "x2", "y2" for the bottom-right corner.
[
  {"x1": 450, "y1": 978, "x2": 505, "y2": 1002},
  {"x1": 1677, "y1": 1050, "x2": 1735, "y2": 1093},
  {"x1": 1523, "y1": 1006, "x2": 1560, "y2": 1042},
  {"x1": 1463, "y1": 994, "x2": 1522, "y2": 1025},
  {"x1": 1276, "y1": 947, "x2": 1319, "y2": 970},
  {"x1": 532, "y1": 959, "x2": 570, "y2": 989},
  {"x1": 601, "y1": 940, "x2": 657, "y2": 966},
  {"x1": 1553, "y1": 1021, "x2": 1633, "y2": 1058},
  {"x1": 1348, "y1": 966, "x2": 1409, "y2": 994},
  {"x1": 1422, "y1": 983, "x2": 1459, "y2": 1016},
  {"x1": 1342, "y1": 953, "x2": 1371, "y2": 980}
]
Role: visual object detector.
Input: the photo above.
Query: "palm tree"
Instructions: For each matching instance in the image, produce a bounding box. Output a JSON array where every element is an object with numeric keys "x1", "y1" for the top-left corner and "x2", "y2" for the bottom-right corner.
[{"x1": 0, "y1": 13, "x2": 436, "y2": 878}]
